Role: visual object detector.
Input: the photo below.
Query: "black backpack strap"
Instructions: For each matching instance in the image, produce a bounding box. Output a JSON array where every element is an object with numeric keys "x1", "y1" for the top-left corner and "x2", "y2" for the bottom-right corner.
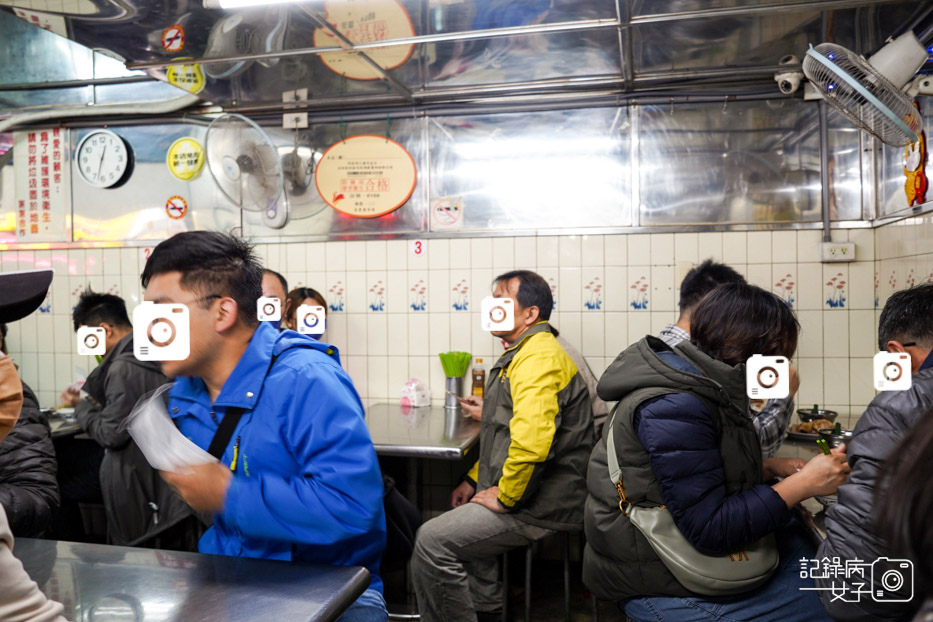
[{"x1": 205, "y1": 354, "x2": 279, "y2": 461}]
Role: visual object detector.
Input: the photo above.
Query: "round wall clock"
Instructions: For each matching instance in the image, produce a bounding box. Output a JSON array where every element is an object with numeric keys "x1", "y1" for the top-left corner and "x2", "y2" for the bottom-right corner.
[{"x1": 75, "y1": 129, "x2": 133, "y2": 188}]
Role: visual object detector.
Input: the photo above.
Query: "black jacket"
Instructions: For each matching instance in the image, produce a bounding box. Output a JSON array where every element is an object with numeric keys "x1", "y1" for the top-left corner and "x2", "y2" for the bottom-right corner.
[
  {"x1": 0, "y1": 382, "x2": 59, "y2": 537},
  {"x1": 76, "y1": 333, "x2": 193, "y2": 546},
  {"x1": 817, "y1": 368, "x2": 933, "y2": 621}
]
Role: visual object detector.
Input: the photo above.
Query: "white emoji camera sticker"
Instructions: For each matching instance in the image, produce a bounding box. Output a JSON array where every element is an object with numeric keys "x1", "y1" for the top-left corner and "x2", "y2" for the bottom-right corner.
[
  {"x1": 133, "y1": 303, "x2": 190, "y2": 361},
  {"x1": 297, "y1": 304, "x2": 326, "y2": 336},
  {"x1": 257, "y1": 296, "x2": 281, "y2": 322},
  {"x1": 874, "y1": 351, "x2": 912, "y2": 391},
  {"x1": 745, "y1": 355, "x2": 789, "y2": 399},
  {"x1": 77, "y1": 326, "x2": 106, "y2": 356},
  {"x1": 481, "y1": 296, "x2": 515, "y2": 332}
]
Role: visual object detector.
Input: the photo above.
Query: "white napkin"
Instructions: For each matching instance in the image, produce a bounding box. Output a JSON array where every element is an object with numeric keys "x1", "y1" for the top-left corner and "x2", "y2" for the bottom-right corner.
[{"x1": 126, "y1": 384, "x2": 217, "y2": 472}]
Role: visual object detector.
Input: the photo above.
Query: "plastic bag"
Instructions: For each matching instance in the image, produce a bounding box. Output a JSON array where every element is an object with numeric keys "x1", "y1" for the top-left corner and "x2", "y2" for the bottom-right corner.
[
  {"x1": 400, "y1": 378, "x2": 430, "y2": 408},
  {"x1": 125, "y1": 384, "x2": 217, "y2": 472}
]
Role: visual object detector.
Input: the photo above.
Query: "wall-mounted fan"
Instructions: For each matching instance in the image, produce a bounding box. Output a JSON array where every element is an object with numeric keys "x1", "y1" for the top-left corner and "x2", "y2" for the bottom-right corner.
[
  {"x1": 205, "y1": 113, "x2": 287, "y2": 228},
  {"x1": 202, "y1": 7, "x2": 287, "y2": 79},
  {"x1": 802, "y1": 8, "x2": 932, "y2": 147}
]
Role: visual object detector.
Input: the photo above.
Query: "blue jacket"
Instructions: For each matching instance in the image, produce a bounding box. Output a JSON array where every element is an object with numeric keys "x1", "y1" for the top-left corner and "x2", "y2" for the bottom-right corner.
[
  {"x1": 633, "y1": 351, "x2": 790, "y2": 555},
  {"x1": 169, "y1": 322, "x2": 386, "y2": 592}
]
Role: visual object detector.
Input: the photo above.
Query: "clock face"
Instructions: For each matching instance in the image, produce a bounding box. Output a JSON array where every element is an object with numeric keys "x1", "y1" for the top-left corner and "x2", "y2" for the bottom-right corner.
[{"x1": 76, "y1": 130, "x2": 132, "y2": 188}]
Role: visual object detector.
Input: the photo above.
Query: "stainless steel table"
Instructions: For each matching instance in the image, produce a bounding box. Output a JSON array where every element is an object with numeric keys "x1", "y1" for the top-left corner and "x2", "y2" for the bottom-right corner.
[
  {"x1": 13, "y1": 538, "x2": 369, "y2": 622},
  {"x1": 48, "y1": 414, "x2": 82, "y2": 439},
  {"x1": 366, "y1": 403, "x2": 481, "y2": 459}
]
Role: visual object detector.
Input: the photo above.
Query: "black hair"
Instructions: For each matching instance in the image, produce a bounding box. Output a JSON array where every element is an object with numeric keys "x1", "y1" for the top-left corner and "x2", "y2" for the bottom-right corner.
[
  {"x1": 878, "y1": 406, "x2": 933, "y2": 597},
  {"x1": 72, "y1": 290, "x2": 131, "y2": 332},
  {"x1": 690, "y1": 282, "x2": 799, "y2": 367},
  {"x1": 0, "y1": 323, "x2": 6, "y2": 352},
  {"x1": 140, "y1": 231, "x2": 263, "y2": 327},
  {"x1": 679, "y1": 259, "x2": 747, "y2": 312},
  {"x1": 263, "y1": 269, "x2": 288, "y2": 297},
  {"x1": 285, "y1": 287, "x2": 327, "y2": 325},
  {"x1": 493, "y1": 270, "x2": 553, "y2": 322},
  {"x1": 877, "y1": 283, "x2": 933, "y2": 351}
]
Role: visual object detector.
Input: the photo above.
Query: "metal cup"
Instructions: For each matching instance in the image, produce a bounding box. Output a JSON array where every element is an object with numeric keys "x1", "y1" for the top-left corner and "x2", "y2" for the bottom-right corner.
[{"x1": 445, "y1": 376, "x2": 462, "y2": 410}]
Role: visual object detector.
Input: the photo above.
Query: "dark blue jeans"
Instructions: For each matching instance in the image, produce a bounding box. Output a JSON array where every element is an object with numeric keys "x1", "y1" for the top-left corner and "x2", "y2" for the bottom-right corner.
[{"x1": 624, "y1": 519, "x2": 831, "y2": 622}]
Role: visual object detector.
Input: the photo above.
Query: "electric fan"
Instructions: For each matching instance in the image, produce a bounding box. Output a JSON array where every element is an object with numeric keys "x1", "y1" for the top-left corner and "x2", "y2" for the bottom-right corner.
[
  {"x1": 803, "y1": 23, "x2": 931, "y2": 147},
  {"x1": 205, "y1": 114, "x2": 287, "y2": 228}
]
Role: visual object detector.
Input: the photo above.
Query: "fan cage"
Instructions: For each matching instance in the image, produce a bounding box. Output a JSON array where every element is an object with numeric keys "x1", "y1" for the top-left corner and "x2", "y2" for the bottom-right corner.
[
  {"x1": 803, "y1": 43, "x2": 922, "y2": 147},
  {"x1": 205, "y1": 114, "x2": 283, "y2": 212}
]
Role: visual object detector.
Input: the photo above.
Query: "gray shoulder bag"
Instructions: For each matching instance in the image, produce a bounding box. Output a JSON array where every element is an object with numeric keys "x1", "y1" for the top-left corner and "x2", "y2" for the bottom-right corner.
[{"x1": 607, "y1": 420, "x2": 779, "y2": 596}]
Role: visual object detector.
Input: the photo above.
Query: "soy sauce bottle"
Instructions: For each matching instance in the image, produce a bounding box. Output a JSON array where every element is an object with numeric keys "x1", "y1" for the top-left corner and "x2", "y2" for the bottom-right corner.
[{"x1": 472, "y1": 359, "x2": 485, "y2": 398}]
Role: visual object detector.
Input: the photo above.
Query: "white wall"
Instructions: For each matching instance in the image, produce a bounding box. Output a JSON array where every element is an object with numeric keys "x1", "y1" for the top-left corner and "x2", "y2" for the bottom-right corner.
[{"x1": 0, "y1": 227, "x2": 890, "y2": 430}]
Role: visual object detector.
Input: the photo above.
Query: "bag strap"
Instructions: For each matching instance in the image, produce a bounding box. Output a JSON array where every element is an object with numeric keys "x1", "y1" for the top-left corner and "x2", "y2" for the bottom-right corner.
[{"x1": 206, "y1": 353, "x2": 279, "y2": 460}]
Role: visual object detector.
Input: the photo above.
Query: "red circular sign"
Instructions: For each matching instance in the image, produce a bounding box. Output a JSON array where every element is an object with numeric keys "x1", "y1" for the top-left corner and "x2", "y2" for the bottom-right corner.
[
  {"x1": 166, "y1": 196, "x2": 188, "y2": 219},
  {"x1": 161, "y1": 24, "x2": 185, "y2": 52}
]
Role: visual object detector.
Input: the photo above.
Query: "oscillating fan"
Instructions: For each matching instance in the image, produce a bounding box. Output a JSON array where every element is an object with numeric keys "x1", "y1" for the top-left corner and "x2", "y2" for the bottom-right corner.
[
  {"x1": 205, "y1": 114, "x2": 288, "y2": 228},
  {"x1": 803, "y1": 17, "x2": 931, "y2": 147}
]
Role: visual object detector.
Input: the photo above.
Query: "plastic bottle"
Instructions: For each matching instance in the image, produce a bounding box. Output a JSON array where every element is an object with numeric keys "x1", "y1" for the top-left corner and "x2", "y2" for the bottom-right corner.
[{"x1": 472, "y1": 358, "x2": 485, "y2": 397}]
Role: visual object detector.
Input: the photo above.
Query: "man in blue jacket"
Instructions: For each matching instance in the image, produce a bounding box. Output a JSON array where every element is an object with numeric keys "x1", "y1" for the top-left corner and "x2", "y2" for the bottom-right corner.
[{"x1": 141, "y1": 231, "x2": 387, "y2": 621}]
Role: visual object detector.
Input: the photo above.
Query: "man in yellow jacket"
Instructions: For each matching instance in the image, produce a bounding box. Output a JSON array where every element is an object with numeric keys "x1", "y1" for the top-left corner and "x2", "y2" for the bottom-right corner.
[{"x1": 412, "y1": 270, "x2": 593, "y2": 622}]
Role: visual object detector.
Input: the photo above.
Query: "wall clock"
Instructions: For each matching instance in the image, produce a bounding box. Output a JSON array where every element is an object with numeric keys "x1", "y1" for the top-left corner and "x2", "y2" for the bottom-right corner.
[{"x1": 75, "y1": 129, "x2": 133, "y2": 188}]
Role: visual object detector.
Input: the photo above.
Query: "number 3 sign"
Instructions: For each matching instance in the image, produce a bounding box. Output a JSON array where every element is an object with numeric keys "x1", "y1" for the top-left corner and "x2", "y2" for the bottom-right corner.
[{"x1": 409, "y1": 240, "x2": 425, "y2": 256}]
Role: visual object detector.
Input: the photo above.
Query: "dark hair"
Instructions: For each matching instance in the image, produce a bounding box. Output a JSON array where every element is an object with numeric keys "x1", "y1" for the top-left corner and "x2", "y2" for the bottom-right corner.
[
  {"x1": 493, "y1": 270, "x2": 553, "y2": 322},
  {"x1": 284, "y1": 287, "x2": 327, "y2": 325},
  {"x1": 0, "y1": 323, "x2": 6, "y2": 352},
  {"x1": 877, "y1": 283, "x2": 933, "y2": 351},
  {"x1": 141, "y1": 231, "x2": 263, "y2": 327},
  {"x1": 877, "y1": 407, "x2": 933, "y2": 596},
  {"x1": 263, "y1": 269, "x2": 288, "y2": 297},
  {"x1": 679, "y1": 259, "x2": 747, "y2": 311},
  {"x1": 690, "y1": 282, "x2": 799, "y2": 366},
  {"x1": 72, "y1": 290, "x2": 131, "y2": 332}
]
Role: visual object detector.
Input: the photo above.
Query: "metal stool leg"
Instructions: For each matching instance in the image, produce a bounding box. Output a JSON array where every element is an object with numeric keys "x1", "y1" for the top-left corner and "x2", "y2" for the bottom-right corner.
[
  {"x1": 591, "y1": 593, "x2": 599, "y2": 622},
  {"x1": 525, "y1": 544, "x2": 532, "y2": 622},
  {"x1": 502, "y1": 551, "x2": 509, "y2": 622}
]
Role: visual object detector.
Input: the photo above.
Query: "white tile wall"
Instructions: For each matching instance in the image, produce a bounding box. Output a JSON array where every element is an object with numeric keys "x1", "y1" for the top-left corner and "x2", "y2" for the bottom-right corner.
[{"x1": 4, "y1": 223, "x2": 930, "y2": 417}]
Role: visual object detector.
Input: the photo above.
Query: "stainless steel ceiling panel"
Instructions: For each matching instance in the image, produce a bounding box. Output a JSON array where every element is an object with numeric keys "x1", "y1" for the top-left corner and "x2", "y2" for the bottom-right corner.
[
  {"x1": 826, "y1": 106, "x2": 865, "y2": 221},
  {"x1": 878, "y1": 98, "x2": 931, "y2": 219},
  {"x1": 638, "y1": 99, "x2": 821, "y2": 225},
  {"x1": 428, "y1": 107, "x2": 632, "y2": 230}
]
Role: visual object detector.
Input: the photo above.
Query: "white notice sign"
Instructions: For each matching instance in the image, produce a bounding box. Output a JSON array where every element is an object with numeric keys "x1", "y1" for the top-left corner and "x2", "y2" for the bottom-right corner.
[{"x1": 13, "y1": 129, "x2": 70, "y2": 243}]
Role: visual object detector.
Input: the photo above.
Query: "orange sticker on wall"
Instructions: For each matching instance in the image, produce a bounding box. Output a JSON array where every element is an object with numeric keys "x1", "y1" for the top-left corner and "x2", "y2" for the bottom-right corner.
[
  {"x1": 315, "y1": 135, "x2": 417, "y2": 218},
  {"x1": 312, "y1": 0, "x2": 415, "y2": 80}
]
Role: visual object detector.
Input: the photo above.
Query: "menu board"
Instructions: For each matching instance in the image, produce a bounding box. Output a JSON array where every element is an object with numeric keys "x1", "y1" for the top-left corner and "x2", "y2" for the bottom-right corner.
[
  {"x1": 315, "y1": 134, "x2": 417, "y2": 218},
  {"x1": 13, "y1": 129, "x2": 70, "y2": 243}
]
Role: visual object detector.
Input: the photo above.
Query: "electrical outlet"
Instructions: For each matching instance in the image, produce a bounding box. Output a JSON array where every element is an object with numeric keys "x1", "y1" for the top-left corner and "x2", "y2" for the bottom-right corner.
[{"x1": 820, "y1": 242, "x2": 856, "y2": 263}]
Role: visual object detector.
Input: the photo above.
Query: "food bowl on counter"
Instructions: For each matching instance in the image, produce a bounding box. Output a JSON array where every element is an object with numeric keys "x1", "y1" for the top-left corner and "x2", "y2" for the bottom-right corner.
[
  {"x1": 797, "y1": 408, "x2": 838, "y2": 423},
  {"x1": 818, "y1": 427, "x2": 854, "y2": 450}
]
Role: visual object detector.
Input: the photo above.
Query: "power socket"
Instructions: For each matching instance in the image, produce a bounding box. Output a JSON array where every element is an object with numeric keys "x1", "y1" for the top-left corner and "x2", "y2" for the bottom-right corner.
[{"x1": 820, "y1": 242, "x2": 856, "y2": 263}]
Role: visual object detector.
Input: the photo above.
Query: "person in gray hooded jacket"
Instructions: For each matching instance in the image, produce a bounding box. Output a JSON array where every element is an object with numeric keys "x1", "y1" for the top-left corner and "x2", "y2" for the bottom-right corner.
[
  {"x1": 816, "y1": 283, "x2": 933, "y2": 621},
  {"x1": 63, "y1": 291, "x2": 196, "y2": 548}
]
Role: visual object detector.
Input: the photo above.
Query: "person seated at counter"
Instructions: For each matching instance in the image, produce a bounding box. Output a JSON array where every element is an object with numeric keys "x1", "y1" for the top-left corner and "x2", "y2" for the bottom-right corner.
[
  {"x1": 261, "y1": 269, "x2": 288, "y2": 330},
  {"x1": 141, "y1": 231, "x2": 387, "y2": 622},
  {"x1": 816, "y1": 283, "x2": 933, "y2": 621},
  {"x1": 61, "y1": 291, "x2": 196, "y2": 549},
  {"x1": 0, "y1": 269, "x2": 67, "y2": 621},
  {"x1": 412, "y1": 270, "x2": 594, "y2": 622},
  {"x1": 282, "y1": 286, "x2": 328, "y2": 333},
  {"x1": 584, "y1": 283, "x2": 849, "y2": 622},
  {"x1": 659, "y1": 259, "x2": 798, "y2": 457}
]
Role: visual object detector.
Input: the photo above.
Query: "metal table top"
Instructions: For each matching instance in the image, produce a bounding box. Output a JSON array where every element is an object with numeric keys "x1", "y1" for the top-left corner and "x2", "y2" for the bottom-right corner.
[
  {"x1": 366, "y1": 403, "x2": 481, "y2": 459},
  {"x1": 14, "y1": 538, "x2": 369, "y2": 622},
  {"x1": 48, "y1": 415, "x2": 82, "y2": 439}
]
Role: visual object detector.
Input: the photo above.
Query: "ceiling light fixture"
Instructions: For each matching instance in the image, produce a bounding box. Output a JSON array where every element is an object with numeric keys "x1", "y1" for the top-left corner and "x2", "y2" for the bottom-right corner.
[{"x1": 203, "y1": 0, "x2": 314, "y2": 9}]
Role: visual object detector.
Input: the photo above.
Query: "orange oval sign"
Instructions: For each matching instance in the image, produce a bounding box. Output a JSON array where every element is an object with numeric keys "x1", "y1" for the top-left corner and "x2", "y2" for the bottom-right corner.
[{"x1": 315, "y1": 135, "x2": 417, "y2": 218}]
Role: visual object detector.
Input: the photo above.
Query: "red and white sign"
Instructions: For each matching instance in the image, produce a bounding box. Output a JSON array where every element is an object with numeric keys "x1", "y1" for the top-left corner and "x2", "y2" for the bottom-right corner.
[
  {"x1": 161, "y1": 24, "x2": 185, "y2": 52},
  {"x1": 13, "y1": 129, "x2": 69, "y2": 242},
  {"x1": 166, "y1": 196, "x2": 188, "y2": 219},
  {"x1": 431, "y1": 196, "x2": 462, "y2": 231}
]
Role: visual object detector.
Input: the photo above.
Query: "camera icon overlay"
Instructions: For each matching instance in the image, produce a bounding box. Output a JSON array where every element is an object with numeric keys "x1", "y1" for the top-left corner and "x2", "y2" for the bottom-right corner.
[
  {"x1": 745, "y1": 355, "x2": 789, "y2": 399},
  {"x1": 481, "y1": 296, "x2": 515, "y2": 332},
  {"x1": 77, "y1": 326, "x2": 106, "y2": 356},
  {"x1": 874, "y1": 351, "x2": 912, "y2": 391},
  {"x1": 257, "y1": 296, "x2": 282, "y2": 322},
  {"x1": 297, "y1": 304, "x2": 326, "y2": 336},
  {"x1": 133, "y1": 303, "x2": 190, "y2": 361},
  {"x1": 871, "y1": 558, "x2": 913, "y2": 602}
]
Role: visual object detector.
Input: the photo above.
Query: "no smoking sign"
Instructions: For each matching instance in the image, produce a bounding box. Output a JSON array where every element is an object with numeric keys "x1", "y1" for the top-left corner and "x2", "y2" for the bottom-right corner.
[
  {"x1": 166, "y1": 196, "x2": 188, "y2": 220},
  {"x1": 431, "y1": 196, "x2": 463, "y2": 231},
  {"x1": 161, "y1": 24, "x2": 185, "y2": 52}
]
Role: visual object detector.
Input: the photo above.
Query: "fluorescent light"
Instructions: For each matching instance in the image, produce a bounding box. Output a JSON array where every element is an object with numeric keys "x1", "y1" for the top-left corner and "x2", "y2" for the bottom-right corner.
[{"x1": 203, "y1": 0, "x2": 314, "y2": 9}]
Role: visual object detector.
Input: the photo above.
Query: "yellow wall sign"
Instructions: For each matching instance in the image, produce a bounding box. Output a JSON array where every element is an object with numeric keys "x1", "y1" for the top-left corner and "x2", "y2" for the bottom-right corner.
[
  {"x1": 315, "y1": 134, "x2": 417, "y2": 218},
  {"x1": 312, "y1": 0, "x2": 415, "y2": 80},
  {"x1": 166, "y1": 137, "x2": 205, "y2": 181},
  {"x1": 166, "y1": 60, "x2": 205, "y2": 94}
]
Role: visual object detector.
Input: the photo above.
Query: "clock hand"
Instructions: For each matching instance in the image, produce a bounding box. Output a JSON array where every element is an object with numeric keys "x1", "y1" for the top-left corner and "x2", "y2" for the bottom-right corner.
[{"x1": 96, "y1": 146, "x2": 107, "y2": 180}]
